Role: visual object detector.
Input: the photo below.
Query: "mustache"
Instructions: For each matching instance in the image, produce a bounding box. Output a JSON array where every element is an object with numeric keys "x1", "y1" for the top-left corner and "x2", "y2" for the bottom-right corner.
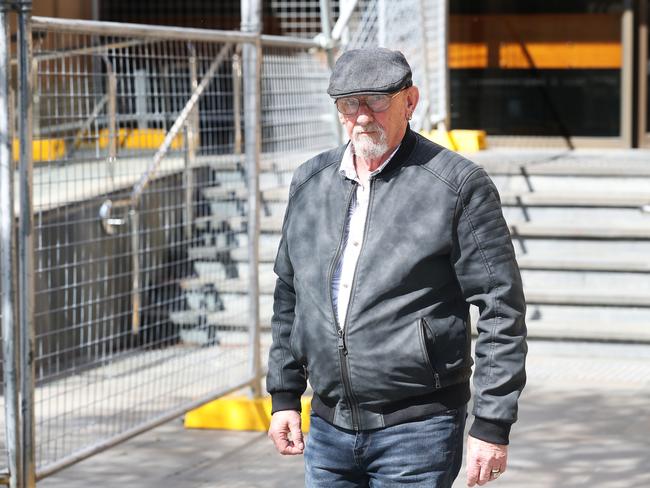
[{"x1": 353, "y1": 123, "x2": 383, "y2": 135}]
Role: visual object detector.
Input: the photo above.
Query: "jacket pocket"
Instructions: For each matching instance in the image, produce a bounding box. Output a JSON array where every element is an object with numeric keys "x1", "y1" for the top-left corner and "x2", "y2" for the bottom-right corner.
[
  {"x1": 418, "y1": 318, "x2": 441, "y2": 389},
  {"x1": 421, "y1": 316, "x2": 469, "y2": 376}
]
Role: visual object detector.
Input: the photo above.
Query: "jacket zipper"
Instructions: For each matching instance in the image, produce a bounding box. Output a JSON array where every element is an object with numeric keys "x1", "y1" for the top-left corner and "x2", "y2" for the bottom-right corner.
[
  {"x1": 327, "y1": 184, "x2": 360, "y2": 428},
  {"x1": 420, "y1": 318, "x2": 441, "y2": 389},
  {"x1": 339, "y1": 178, "x2": 376, "y2": 429}
]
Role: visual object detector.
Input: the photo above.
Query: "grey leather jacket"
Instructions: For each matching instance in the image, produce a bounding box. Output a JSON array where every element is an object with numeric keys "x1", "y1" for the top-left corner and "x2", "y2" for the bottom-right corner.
[{"x1": 267, "y1": 129, "x2": 527, "y2": 444}]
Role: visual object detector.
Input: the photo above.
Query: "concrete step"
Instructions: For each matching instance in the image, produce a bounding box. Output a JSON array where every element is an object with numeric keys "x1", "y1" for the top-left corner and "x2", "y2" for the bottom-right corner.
[
  {"x1": 202, "y1": 185, "x2": 288, "y2": 202},
  {"x1": 194, "y1": 261, "x2": 275, "y2": 281},
  {"x1": 525, "y1": 289, "x2": 650, "y2": 307},
  {"x1": 194, "y1": 215, "x2": 284, "y2": 233},
  {"x1": 508, "y1": 223, "x2": 650, "y2": 240},
  {"x1": 512, "y1": 238, "x2": 650, "y2": 260},
  {"x1": 470, "y1": 149, "x2": 650, "y2": 176},
  {"x1": 488, "y1": 170, "x2": 650, "y2": 195},
  {"x1": 187, "y1": 244, "x2": 277, "y2": 262},
  {"x1": 170, "y1": 309, "x2": 273, "y2": 329},
  {"x1": 524, "y1": 320, "x2": 650, "y2": 342},
  {"x1": 502, "y1": 207, "x2": 650, "y2": 226},
  {"x1": 521, "y1": 270, "x2": 650, "y2": 294},
  {"x1": 180, "y1": 274, "x2": 276, "y2": 295},
  {"x1": 207, "y1": 151, "x2": 310, "y2": 172},
  {"x1": 516, "y1": 257, "x2": 650, "y2": 273},
  {"x1": 499, "y1": 191, "x2": 650, "y2": 208}
]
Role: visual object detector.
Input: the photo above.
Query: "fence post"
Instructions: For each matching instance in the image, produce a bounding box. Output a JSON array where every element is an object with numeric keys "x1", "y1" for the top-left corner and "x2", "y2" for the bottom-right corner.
[
  {"x1": 241, "y1": 0, "x2": 262, "y2": 398},
  {"x1": 319, "y1": 0, "x2": 344, "y2": 144},
  {"x1": 184, "y1": 45, "x2": 198, "y2": 243},
  {"x1": 0, "y1": 3, "x2": 22, "y2": 487},
  {"x1": 417, "y1": 0, "x2": 433, "y2": 132},
  {"x1": 16, "y1": 1, "x2": 36, "y2": 486}
]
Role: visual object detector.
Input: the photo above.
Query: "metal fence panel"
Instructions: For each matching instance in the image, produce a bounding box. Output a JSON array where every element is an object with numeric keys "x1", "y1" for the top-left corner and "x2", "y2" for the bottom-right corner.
[
  {"x1": 27, "y1": 26, "x2": 249, "y2": 477},
  {"x1": 0, "y1": 17, "x2": 336, "y2": 479}
]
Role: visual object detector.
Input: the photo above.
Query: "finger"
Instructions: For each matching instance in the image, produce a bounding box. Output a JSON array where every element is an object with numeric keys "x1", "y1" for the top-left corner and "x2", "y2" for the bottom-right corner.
[
  {"x1": 466, "y1": 461, "x2": 480, "y2": 486},
  {"x1": 271, "y1": 429, "x2": 303, "y2": 456},
  {"x1": 269, "y1": 429, "x2": 290, "y2": 453},
  {"x1": 477, "y1": 463, "x2": 491, "y2": 485},
  {"x1": 288, "y1": 418, "x2": 304, "y2": 452}
]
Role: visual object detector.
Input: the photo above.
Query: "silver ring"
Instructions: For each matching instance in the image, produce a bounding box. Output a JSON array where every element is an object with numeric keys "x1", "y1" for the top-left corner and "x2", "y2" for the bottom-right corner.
[{"x1": 491, "y1": 469, "x2": 501, "y2": 479}]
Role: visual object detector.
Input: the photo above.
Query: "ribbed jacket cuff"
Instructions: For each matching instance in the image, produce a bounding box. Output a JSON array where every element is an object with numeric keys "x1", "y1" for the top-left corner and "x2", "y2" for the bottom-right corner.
[
  {"x1": 271, "y1": 392, "x2": 302, "y2": 414},
  {"x1": 469, "y1": 417, "x2": 512, "y2": 445}
]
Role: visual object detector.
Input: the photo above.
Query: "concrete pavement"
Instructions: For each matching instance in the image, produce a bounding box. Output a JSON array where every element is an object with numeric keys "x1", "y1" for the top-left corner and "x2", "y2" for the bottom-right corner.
[{"x1": 39, "y1": 340, "x2": 650, "y2": 488}]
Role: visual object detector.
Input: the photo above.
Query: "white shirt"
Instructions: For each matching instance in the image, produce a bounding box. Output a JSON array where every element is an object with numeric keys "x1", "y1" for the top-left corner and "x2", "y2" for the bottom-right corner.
[{"x1": 331, "y1": 144, "x2": 399, "y2": 328}]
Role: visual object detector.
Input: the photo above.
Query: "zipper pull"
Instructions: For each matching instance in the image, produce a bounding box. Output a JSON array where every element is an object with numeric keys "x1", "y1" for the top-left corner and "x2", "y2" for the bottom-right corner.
[
  {"x1": 337, "y1": 329, "x2": 348, "y2": 355},
  {"x1": 434, "y1": 372, "x2": 441, "y2": 389}
]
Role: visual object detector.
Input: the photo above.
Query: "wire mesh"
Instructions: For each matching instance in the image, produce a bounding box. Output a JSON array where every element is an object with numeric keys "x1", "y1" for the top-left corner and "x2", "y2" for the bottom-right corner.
[
  {"x1": 11, "y1": 18, "x2": 337, "y2": 476},
  {"x1": 342, "y1": 0, "x2": 448, "y2": 128},
  {"x1": 268, "y1": 0, "x2": 340, "y2": 38},
  {"x1": 250, "y1": 43, "x2": 336, "y2": 343},
  {"x1": 25, "y1": 25, "x2": 254, "y2": 474}
]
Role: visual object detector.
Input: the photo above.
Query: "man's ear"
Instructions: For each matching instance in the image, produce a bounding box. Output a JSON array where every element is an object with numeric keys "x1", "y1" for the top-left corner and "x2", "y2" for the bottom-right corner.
[
  {"x1": 406, "y1": 86, "x2": 420, "y2": 113},
  {"x1": 338, "y1": 111, "x2": 346, "y2": 124}
]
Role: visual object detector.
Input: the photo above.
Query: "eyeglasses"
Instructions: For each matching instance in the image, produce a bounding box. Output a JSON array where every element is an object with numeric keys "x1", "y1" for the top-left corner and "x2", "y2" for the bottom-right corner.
[{"x1": 335, "y1": 90, "x2": 405, "y2": 116}]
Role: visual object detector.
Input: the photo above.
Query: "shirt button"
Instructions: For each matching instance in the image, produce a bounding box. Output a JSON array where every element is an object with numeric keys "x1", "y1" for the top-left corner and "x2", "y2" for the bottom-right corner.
[
  {"x1": 353, "y1": 241, "x2": 360, "y2": 246},
  {"x1": 343, "y1": 283, "x2": 349, "y2": 289}
]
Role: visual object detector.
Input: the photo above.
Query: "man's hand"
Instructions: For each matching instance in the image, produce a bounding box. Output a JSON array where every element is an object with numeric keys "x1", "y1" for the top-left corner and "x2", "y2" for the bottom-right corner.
[
  {"x1": 466, "y1": 435, "x2": 508, "y2": 486},
  {"x1": 268, "y1": 410, "x2": 305, "y2": 455}
]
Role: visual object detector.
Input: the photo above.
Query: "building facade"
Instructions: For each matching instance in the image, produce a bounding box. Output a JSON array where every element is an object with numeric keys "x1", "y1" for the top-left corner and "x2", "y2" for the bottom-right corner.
[{"x1": 27, "y1": 0, "x2": 650, "y2": 147}]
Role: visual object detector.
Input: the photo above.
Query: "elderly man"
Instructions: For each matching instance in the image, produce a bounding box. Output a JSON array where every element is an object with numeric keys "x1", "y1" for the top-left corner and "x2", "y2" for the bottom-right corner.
[{"x1": 267, "y1": 47, "x2": 527, "y2": 488}]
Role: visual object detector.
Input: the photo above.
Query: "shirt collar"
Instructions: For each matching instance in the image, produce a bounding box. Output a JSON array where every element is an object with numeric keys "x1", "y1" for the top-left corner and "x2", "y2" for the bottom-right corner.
[{"x1": 339, "y1": 143, "x2": 400, "y2": 182}]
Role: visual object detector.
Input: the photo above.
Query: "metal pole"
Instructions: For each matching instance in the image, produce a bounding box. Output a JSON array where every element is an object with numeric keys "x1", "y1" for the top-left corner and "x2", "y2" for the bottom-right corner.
[
  {"x1": 184, "y1": 45, "x2": 199, "y2": 243},
  {"x1": 620, "y1": 0, "x2": 634, "y2": 147},
  {"x1": 377, "y1": 0, "x2": 386, "y2": 47},
  {"x1": 232, "y1": 48, "x2": 242, "y2": 155},
  {"x1": 319, "y1": 0, "x2": 344, "y2": 144},
  {"x1": 440, "y1": 0, "x2": 450, "y2": 129},
  {"x1": 130, "y1": 209, "x2": 140, "y2": 335},
  {"x1": 241, "y1": 0, "x2": 262, "y2": 398},
  {"x1": 16, "y1": 1, "x2": 36, "y2": 486},
  {"x1": 418, "y1": 0, "x2": 433, "y2": 132},
  {"x1": 0, "y1": 3, "x2": 22, "y2": 487},
  {"x1": 183, "y1": 123, "x2": 194, "y2": 243}
]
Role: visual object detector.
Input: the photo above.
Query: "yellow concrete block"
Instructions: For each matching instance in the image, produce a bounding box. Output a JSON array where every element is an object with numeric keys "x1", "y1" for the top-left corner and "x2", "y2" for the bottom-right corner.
[
  {"x1": 419, "y1": 129, "x2": 487, "y2": 152},
  {"x1": 449, "y1": 130, "x2": 487, "y2": 152},
  {"x1": 420, "y1": 129, "x2": 457, "y2": 150},
  {"x1": 12, "y1": 138, "x2": 66, "y2": 162},
  {"x1": 97, "y1": 128, "x2": 185, "y2": 150},
  {"x1": 184, "y1": 396, "x2": 312, "y2": 433}
]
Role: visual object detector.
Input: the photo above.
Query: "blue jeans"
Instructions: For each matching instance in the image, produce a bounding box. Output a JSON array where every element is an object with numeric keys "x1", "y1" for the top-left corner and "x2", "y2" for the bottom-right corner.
[{"x1": 304, "y1": 405, "x2": 467, "y2": 488}]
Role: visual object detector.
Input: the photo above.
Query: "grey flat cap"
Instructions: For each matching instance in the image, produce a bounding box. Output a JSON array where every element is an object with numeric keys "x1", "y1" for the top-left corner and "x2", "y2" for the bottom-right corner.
[{"x1": 327, "y1": 47, "x2": 412, "y2": 98}]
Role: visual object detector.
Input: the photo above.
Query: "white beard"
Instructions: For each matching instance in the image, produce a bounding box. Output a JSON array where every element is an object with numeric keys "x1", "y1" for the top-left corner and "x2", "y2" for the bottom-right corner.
[{"x1": 351, "y1": 124, "x2": 389, "y2": 160}]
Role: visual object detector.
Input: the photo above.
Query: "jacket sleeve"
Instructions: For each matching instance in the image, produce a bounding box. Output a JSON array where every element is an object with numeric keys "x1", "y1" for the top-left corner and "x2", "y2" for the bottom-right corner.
[
  {"x1": 266, "y1": 197, "x2": 307, "y2": 414},
  {"x1": 452, "y1": 167, "x2": 527, "y2": 445}
]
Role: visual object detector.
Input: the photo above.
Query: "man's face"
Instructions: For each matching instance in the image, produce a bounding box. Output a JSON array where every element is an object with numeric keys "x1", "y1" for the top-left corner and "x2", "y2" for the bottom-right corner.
[{"x1": 338, "y1": 86, "x2": 419, "y2": 161}]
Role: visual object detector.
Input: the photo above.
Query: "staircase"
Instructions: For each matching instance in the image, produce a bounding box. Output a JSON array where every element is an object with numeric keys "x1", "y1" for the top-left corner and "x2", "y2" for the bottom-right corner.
[
  {"x1": 471, "y1": 149, "x2": 650, "y2": 342},
  {"x1": 171, "y1": 148, "x2": 650, "y2": 344}
]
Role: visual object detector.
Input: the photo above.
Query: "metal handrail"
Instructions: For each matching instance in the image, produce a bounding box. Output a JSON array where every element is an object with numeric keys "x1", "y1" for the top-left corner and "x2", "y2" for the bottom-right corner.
[
  {"x1": 129, "y1": 42, "x2": 232, "y2": 208},
  {"x1": 31, "y1": 16, "x2": 321, "y2": 49},
  {"x1": 126, "y1": 41, "x2": 233, "y2": 335}
]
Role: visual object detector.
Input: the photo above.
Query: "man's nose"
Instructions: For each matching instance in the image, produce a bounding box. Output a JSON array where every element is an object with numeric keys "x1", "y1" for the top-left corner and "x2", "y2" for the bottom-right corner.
[{"x1": 355, "y1": 102, "x2": 374, "y2": 124}]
